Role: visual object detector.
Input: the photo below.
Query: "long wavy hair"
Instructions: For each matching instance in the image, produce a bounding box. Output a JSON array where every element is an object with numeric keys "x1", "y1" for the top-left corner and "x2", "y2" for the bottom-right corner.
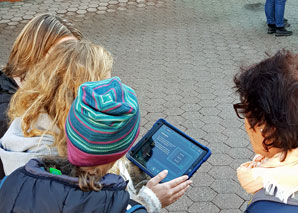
[
  {"x1": 8, "y1": 40, "x2": 113, "y2": 156},
  {"x1": 3, "y1": 13, "x2": 82, "y2": 80}
]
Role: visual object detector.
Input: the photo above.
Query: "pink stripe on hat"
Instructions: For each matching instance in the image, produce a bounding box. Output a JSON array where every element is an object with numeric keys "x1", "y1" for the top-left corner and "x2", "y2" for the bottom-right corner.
[{"x1": 67, "y1": 128, "x2": 140, "y2": 166}]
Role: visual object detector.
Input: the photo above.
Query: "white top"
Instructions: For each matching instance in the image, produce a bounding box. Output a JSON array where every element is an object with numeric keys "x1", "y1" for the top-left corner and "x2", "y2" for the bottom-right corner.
[{"x1": 0, "y1": 114, "x2": 58, "y2": 175}]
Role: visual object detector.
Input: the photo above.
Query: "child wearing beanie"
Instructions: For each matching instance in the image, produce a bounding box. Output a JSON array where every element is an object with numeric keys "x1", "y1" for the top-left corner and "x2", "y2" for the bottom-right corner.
[{"x1": 0, "y1": 77, "x2": 192, "y2": 213}]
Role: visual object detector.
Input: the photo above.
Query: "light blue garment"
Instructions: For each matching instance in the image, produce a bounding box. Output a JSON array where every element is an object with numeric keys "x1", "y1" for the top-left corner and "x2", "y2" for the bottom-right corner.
[{"x1": 0, "y1": 114, "x2": 58, "y2": 175}]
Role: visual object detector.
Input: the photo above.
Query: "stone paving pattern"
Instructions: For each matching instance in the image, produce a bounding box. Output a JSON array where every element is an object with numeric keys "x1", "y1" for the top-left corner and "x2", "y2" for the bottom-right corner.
[{"x1": 1, "y1": 0, "x2": 298, "y2": 212}]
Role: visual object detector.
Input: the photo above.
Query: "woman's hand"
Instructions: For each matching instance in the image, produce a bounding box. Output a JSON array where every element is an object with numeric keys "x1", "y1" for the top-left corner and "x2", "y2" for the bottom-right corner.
[{"x1": 146, "y1": 170, "x2": 192, "y2": 208}]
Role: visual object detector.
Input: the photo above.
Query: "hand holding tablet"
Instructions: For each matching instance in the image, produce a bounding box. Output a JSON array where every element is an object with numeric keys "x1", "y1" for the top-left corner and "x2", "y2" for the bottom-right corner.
[{"x1": 127, "y1": 119, "x2": 211, "y2": 183}]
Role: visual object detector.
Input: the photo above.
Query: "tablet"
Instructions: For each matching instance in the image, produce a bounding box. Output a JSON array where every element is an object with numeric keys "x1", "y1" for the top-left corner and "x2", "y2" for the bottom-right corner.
[{"x1": 127, "y1": 119, "x2": 211, "y2": 182}]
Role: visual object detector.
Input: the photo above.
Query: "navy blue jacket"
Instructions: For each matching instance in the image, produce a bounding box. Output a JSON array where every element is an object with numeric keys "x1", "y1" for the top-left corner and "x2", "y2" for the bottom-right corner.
[
  {"x1": 246, "y1": 189, "x2": 298, "y2": 213},
  {"x1": 0, "y1": 159, "x2": 146, "y2": 213}
]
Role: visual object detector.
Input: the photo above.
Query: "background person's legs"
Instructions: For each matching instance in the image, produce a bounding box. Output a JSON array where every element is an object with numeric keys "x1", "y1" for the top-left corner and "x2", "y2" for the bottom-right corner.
[
  {"x1": 265, "y1": 0, "x2": 276, "y2": 34},
  {"x1": 275, "y1": 0, "x2": 286, "y2": 27},
  {"x1": 265, "y1": 0, "x2": 275, "y2": 25},
  {"x1": 275, "y1": 0, "x2": 292, "y2": 36}
]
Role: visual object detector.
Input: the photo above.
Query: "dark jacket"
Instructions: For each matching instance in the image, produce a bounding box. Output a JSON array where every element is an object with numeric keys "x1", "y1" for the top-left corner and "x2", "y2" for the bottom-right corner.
[
  {"x1": 246, "y1": 189, "x2": 298, "y2": 213},
  {"x1": 0, "y1": 159, "x2": 147, "y2": 213},
  {"x1": 0, "y1": 70, "x2": 18, "y2": 138}
]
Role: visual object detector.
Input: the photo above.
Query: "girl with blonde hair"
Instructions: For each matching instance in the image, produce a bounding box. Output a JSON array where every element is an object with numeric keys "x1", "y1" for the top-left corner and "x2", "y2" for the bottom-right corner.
[
  {"x1": 0, "y1": 39, "x2": 112, "y2": 175},
  {"x1": 0, "y1": 13, "x2": 82, "y2": 138}
]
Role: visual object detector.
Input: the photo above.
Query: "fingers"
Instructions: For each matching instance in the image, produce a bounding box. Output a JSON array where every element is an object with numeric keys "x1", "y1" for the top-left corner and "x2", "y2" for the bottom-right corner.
[
  {"x1": 162, "y1": 181, "x2": 192, "y2": 207},
  {"x1": 164, "y1": 175, "x2": 189, "y2": 188},
  {"x1": 171, "y1": 184, "x2": 191, "y2": 203},
  {"x1": 148, "y1": 170, "x2": 168, "y2": 186},
  {"x1": 171, "y1": 179, "x2": 192, "y2": 195}
]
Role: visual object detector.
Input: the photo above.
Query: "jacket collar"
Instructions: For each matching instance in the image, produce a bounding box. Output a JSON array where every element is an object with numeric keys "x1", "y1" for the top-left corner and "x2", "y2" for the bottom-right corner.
[{"x1": 25, "y1": 159, "x2": 128, "y2": 190}]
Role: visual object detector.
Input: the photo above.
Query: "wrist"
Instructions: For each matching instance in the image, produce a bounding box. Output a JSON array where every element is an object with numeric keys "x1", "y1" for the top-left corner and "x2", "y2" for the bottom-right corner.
[{"x1": 137, "y1": 186, "x2": 161, "y2": 213}]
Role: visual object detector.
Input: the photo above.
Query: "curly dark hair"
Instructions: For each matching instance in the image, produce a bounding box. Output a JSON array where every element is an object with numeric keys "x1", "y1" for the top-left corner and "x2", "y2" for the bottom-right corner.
[{"x1": 234, "y1": 50, "x2": 298, "y2": 157}]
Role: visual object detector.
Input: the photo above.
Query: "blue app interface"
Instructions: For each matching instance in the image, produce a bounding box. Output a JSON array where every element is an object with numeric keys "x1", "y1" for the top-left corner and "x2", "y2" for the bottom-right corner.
[{"x1": 135, "y1": 125, "x2": 207, "y2": 182}]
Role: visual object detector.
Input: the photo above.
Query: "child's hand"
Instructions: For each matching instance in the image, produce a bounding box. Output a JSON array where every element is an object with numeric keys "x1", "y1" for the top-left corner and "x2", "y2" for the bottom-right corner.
[{"x1": 146, "y1": 170, "x2": 192, "y2": 208}]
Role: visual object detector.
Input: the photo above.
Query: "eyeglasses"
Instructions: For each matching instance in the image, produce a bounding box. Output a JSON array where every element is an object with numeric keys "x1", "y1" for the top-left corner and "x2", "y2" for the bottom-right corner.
[{"x1": 233, "y1": 103, "x2": 247, "y2": 119}]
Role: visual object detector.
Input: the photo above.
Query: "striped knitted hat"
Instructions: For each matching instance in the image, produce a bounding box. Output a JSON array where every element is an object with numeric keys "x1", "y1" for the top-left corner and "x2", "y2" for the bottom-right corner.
[{"x1": 65, "y1": 77, "x2": 140, "y2": 166}]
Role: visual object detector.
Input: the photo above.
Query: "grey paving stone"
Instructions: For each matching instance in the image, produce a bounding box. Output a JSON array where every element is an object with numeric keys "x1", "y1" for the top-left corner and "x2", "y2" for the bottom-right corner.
[
  {"x1": 146, "y1": 112, "x2": 166, "y2": 122},
  {"x1": 200, "y1": 115, "x2": 223, "y2": 124},
  {"x1": 185, "y1": 128, "x2": 207, "y2": 140},
  {"x1": 187, "y1": 186, "x2": 217, "y2": 202},
  {"x1": 165, "y1": 195, "x2": 193, "y2": 212},
  {"x1": 180, "y1": 103, "x2": 201, "y2": 112},
  {"x1": 220, "y1": 209, "x2": 242, "y2": 213},
  {"x1": 208, "y1": 166, "x2": 236, "y2": 179},
  {"x1": 67, "y1": 8, "x2": 78, "y2": 12},
  {"x1": 229, "y1": 158, "x2": 251, "y2": 170},
  {"x1": 202, "y1": 124, "x2": 225, "y2": 133},
  {"x1": 220, "y1": 119, "x2": 243, "y2": 128},
  {"x1": 87, "y1": 8, "x2": 97, "y2": 12},
  {"x1": 240, "y1": 200, "x2": 249, "y2": 211},
  {"x1": 208, "y1": 153, "x2": 233, "y2": 166},
  {"x1": 163, "y1": 107, "x2": 184, "y2": 116},
  {"x1": 165, "y1": 115, "x2": 186, "y2": 126},
  {"x1": 228, "y1": 147, "x2": 254, "y2": 159},
  {"x1": 76, "y1": 9, "x2": 87, "y2": 14},
  {"x1": 198, "y1": 99, "x2": 219, "y2": 107},
  {"x1": 210, "y1": 179, "x2": 242, "y2": 194},
  {"x1": 160, "y1": 208, "x2": 168, "y2": 213},
  {"x1": 200, "y1": 107, "x2": 220, "y2": 116},
  {"x1": 188, "y1": 202, "x2": 220, "y2": 213},
  {"x1": 182, "y1": 111, "x2": 203, "y2": 121},
  {"x1": 198, "y1": 93, "x2": 217, "y2": 100},
  {"x1": 198, "y1": 161, "x2": 212, "y2": 173},
  {"x1": 207, "y1": 142, "x2": 231, "y2": 154},
  {"x1": 7, "y1": 21, "x2": 18, "y2": 26},
  {"x1": 222, "y1": 128, "x2": 246, "y2": 138},
  {"x1": 212, "y1": 194, "x2": 244, "y2": 209},
  {"x1": 191, "y1": 172, "x2": 215, "y2": 187},
  {"x1": 224, "y1": 137, "x2": 249, "y2": 148},
  {"x1": 202, "y1": 132, "x2": 228, "y2": 143},
  {"x1": 0, "y1": 19, "x2": 9, "y2": 24},
  {"x1": 162, "y1": 100, "x2": 184, "y2": 108}
]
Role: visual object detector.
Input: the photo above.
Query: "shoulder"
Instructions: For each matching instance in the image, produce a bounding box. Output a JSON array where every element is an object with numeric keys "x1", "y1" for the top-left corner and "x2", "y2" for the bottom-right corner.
[{"x1": 0, "y1": 70, "x2": 18, "y2": 93}]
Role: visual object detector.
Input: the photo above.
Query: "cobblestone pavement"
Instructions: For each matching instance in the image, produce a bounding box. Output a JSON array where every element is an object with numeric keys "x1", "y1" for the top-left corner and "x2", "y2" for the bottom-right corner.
[{"x1": 1, "y1": 0, "x2": 298, "y2": 212}]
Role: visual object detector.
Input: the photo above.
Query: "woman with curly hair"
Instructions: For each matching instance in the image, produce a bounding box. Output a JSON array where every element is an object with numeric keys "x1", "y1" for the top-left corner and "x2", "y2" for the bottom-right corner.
[{"x1": 234, "y1": 50, "x2": 298, "y2": 211}]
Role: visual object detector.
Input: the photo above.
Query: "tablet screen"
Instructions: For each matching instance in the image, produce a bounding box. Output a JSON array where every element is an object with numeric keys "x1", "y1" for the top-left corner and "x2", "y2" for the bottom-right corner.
[{"x1": 132, "y1": 124, "x2": 207, "y2": 182}]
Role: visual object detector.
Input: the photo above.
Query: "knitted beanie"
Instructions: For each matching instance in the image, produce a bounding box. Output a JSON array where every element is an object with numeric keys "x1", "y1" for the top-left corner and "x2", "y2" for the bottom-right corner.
[{"x1": 65, "y1": 77, "x2": 140, "y2": 166}]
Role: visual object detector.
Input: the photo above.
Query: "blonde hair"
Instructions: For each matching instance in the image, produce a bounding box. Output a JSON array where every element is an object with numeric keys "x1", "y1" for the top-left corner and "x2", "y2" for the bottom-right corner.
[
  {"x1": 9, "y1": 40, "x2": 113, "y2": 156},
  {"x1": 3, "y1": 13, "x2": 82, "y2": 80}
]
